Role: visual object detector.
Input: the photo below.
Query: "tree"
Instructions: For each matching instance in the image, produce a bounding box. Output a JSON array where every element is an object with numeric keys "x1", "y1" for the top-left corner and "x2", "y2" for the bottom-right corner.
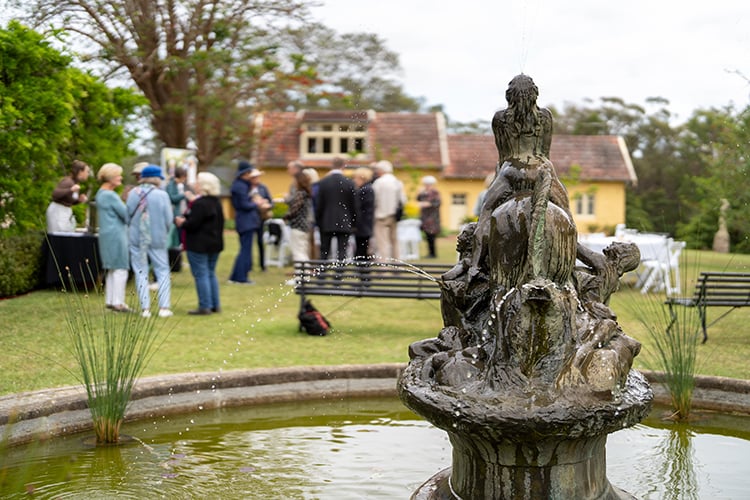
[
  {"x1": 16, "y1": 0, "x2": 320, "y2": 165},
  {"x1": 551, "y1": 97, "x2": 692, "y2": 235},
  {"x1": 0, "y1": 21, "x2": 75, "y2": 232},
  {"x1": 65, "y1": 69, "x2": 147, "y2": 174},
  {"x1": 677, "y1": 105, "x2": 750, "y2": 252},
  {"x1": 278, "y1": 23, "x2": 424, "y2": 112},
  {"x1": 0, "y1": 21, "x2": 143, "y2": 232}
]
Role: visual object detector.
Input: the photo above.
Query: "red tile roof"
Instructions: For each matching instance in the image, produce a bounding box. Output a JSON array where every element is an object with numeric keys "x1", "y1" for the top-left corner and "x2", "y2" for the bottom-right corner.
[
  {"x1": 445, "y1": 134, "x2": 637, "y2": 183},
  {"x1": 253, "y1": 111, "x2": 446, "y2": 169},
  {"x1": 370, "y1": 113, "x2": 446, "y2": 168},
  {"x1": 252, "y1": 111, "x2": 636, "y2": 184}
]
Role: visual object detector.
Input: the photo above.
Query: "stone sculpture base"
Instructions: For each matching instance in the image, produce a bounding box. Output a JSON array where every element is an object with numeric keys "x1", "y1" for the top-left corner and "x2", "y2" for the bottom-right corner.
[
  {"x1": 399, "y1": 367, "x2": 650, "y2": 500},
  {"x1": 412, "y1": 467, "x2": 635, "y2": 500}
]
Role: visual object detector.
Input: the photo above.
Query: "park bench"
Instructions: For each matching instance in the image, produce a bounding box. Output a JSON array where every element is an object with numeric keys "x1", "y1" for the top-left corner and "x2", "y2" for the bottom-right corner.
[
  {"x1": 665, "y1": 271, "x2": 750, "y2": 343},
  {"x1": 292, "y1": 259, "x2": 452, "y2": 312}
]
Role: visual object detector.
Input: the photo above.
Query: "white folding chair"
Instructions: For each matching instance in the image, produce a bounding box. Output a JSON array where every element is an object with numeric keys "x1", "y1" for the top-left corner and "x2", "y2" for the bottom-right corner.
[
  {"x1": 639, "y1": 237, "x2": 685, "y2": 295},
  {"x1": 665, "y1": 240, "x2": 686, "y2": 296},
  {"x1": 263, "y1": 218, "x2": 291, "y2": 268},
  {"x1": 397, "y1": 219, "x2": 422, "y2": 261}
]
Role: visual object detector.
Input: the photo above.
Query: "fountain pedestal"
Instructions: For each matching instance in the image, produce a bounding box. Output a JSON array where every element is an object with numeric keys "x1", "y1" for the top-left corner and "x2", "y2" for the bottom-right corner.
[{"x1": 400, "y1": 362, "x2": 650, "y2": 500}]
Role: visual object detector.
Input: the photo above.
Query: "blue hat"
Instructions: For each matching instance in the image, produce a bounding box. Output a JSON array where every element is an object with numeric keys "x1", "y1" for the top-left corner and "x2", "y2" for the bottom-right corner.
[
  {"x1": 237, "y1": 160, "x2": 254, "y2": 177},
  {"x1": 140, "y1": 165, "x2": 164, "y2": 179}
]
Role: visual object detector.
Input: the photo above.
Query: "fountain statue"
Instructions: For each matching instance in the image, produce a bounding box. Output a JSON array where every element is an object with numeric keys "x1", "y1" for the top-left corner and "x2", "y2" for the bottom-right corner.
[{"x1": 398, "y1": 75, "x2": 653, "y2": 499}]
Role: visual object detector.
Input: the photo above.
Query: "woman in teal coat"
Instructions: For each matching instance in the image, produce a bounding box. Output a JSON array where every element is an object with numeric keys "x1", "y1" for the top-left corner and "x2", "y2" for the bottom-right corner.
[{"x1": 95, "y1": 163, "x2": 130, "y2": 312}]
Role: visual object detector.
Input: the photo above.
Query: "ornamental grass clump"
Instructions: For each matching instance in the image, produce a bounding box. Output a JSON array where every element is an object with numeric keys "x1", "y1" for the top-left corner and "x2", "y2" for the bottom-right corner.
[
  {"x1": 61, "y1": 265, "x2": 166, "y2": 444},
  {"x1": 637, "y1": 296, "x2": 700, "y2": 420},
  {"x1": 627, "y1": 258, "x2": 701, "y2": 421}
]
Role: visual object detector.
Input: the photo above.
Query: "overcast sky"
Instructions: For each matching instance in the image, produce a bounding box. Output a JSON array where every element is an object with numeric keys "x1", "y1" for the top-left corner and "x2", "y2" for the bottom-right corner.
[{"x1": 311, "y1": 0, "x2": 750, "y2": 125}]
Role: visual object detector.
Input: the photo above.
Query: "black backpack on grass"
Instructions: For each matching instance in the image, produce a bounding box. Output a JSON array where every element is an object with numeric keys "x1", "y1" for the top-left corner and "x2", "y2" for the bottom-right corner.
[{"x1": 298, "y1": 300, "x2": 331, "y2": 336}]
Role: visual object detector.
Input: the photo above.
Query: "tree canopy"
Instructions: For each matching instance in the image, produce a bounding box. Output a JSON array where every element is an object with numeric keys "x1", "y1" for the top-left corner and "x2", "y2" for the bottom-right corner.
[
  {"x1": 14, "y1": 0, "x2": 327, "y2": 165},
  {"x1": 552, "y1": 97, "x2": 750, "y2": 252},
  {"x1": 277, "y1": 23, "x2": 424, "y2": 112},
  {"x1": 0, "y1": 21, "x2": 142, "y2": 232}
]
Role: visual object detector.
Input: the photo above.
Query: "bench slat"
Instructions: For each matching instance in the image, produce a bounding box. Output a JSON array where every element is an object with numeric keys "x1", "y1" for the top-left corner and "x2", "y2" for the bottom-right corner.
[
  {"x1": 293, "y1": 260, "x2": 450, "y2": 306},
  {"x1": 666, "y1": 271, "x2": 750, "y2": 343}
]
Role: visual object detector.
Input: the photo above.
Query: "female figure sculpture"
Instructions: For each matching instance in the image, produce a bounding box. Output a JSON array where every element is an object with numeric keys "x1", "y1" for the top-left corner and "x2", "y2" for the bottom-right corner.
[{"x1": 472, "y1": 74, "x2": 576, "y2": 291}]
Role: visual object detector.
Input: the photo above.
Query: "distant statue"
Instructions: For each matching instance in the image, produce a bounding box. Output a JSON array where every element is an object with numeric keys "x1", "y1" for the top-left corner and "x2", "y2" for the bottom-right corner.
[{"x1": 712, "y1": 198, "x2": 730, "y2": 253}]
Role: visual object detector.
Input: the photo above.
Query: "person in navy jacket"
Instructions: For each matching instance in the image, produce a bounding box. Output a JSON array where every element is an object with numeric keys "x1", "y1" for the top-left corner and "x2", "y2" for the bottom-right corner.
[{"x1": 228, "y1": 161, "x2": 262, "y2": 284}]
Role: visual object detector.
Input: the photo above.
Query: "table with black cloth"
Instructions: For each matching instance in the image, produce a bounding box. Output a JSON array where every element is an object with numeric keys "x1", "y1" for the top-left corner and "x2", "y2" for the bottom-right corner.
[{"x1": 43, "y1": 232, "x2": 101, "y2": 288}]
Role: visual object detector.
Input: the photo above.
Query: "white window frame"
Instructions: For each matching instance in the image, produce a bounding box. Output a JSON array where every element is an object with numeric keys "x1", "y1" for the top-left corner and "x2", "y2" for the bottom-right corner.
[
  {"x1": 300, "y1": 122, "x2": 367, "y2": 158},
  {"x1": 575, "y1": 193, "x2": 596, "y2": 216}
]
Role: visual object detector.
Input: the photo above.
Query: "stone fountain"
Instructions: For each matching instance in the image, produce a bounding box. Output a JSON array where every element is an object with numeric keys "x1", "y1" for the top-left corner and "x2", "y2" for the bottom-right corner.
[{"x1": 398, "y1": 75, "x2": 653, "y2": 499}]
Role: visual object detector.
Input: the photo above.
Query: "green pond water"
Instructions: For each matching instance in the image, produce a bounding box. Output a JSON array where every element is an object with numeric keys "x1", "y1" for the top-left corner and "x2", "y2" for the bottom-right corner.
[{"x1": 1, "y1": 397, "x2": 749, "y2": 499}]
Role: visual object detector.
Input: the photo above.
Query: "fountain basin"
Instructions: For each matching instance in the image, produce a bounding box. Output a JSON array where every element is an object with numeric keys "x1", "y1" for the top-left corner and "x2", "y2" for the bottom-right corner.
[{"x1": 0, "y1": 366, "x2": 749, "y2": 499}]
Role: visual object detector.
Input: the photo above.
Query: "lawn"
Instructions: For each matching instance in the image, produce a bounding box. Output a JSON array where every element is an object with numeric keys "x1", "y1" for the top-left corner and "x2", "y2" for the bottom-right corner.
[{"x1": 1, "y1": 232, "x2": 749, "y2": 396}]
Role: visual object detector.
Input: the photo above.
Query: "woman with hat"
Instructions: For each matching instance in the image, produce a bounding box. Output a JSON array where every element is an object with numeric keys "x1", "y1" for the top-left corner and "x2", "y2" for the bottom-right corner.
[
  {"x1": 228, "y1": 160, "x2": 264, "y2": 284},
  {"x1": 126, "y1": 165, "x2": 174, "y2": 317}
]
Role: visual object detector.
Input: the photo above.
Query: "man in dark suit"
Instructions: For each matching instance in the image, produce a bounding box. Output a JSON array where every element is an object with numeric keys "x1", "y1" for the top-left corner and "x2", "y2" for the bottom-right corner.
[{"x1": 314, "y1": 157, "x2": 356, "y2": 262}]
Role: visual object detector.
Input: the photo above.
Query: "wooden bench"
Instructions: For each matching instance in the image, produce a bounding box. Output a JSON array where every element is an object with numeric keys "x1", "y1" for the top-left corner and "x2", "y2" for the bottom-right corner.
[
  {"x1": 293, "y1": 259, "x2": 451, "y2": 312},
  {"x1": 666, "y1": 272, "x2": 750, "y2": 343}
]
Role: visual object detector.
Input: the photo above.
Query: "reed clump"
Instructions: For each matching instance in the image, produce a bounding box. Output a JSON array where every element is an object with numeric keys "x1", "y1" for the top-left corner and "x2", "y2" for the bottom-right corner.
[{"x1": 62, "y1": 264, "x2": 166, "y2": 444}]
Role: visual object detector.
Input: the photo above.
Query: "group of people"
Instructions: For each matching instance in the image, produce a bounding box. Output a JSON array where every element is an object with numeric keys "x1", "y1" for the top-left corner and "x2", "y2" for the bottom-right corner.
[
  {"x1": 250, "y1": 157, "x2": 442, "y2": 270},
  {"x1": 47, "y1": 154, "x2": 444, "y2": 314},
  {"x1": 47, "y1": 160, "x2": 225, "y2": 317}
]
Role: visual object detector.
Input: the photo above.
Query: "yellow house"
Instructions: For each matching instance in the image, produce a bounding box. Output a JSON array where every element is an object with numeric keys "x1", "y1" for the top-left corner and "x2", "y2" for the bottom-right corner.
[
  {"x1": 245, "y1": 110, "x2": 637, "y2": 234},
  {"x1": 445, "y1": 133, "x2": 638, "y2": 233}
]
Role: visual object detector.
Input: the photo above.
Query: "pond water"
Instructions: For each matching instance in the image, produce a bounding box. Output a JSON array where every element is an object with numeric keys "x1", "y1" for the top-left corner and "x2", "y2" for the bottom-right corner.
[{"x1": 1, "y1": 398, "x2": 749, "y2": 499}]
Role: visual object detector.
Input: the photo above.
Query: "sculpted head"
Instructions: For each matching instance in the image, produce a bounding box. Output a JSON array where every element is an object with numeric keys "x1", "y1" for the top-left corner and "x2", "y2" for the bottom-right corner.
[{"x1": 505, "y1": 74, "x2": 539, "y2": 107}]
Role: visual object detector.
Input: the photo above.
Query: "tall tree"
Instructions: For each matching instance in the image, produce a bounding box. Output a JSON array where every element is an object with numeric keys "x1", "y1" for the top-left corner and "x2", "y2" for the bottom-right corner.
[
  {"x1": 677, "y1": 105, "x2": 750, "y2": 252},
  {"x1": 16, "y1": 0, "x2": 319, "y2": 165},
  {"x1": 65, "y1": 69, "x2": 146, "y2": 170},
  {"x1": 0, "y1": 21, "x2": 140, "y2": 232}
]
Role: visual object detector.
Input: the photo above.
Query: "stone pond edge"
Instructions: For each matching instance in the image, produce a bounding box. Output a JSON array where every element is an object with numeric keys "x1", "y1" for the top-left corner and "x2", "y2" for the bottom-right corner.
[{"x1": 1, "y1": 364, "x2": 748, "y2": 447}]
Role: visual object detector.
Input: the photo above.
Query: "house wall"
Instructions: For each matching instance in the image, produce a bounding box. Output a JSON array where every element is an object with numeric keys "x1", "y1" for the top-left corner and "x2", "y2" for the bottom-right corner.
[{"x1": 566, "y1": 181, "x2": 626, "y2": 234}]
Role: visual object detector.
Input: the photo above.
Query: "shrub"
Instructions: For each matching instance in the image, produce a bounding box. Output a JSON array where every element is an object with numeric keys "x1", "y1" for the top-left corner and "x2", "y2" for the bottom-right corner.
[{"x1": 0, "y1": 231, "x2": 45, "y2": 297}]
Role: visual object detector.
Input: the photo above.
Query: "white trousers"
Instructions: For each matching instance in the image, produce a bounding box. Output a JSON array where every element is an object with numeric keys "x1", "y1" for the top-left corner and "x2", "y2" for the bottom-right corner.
[
  {"x1": 104, "y1": 268, "x2": 129, "y2": 307},
  {"x1": 289, "y1": 228, "x2": 310, "y2": 262}
]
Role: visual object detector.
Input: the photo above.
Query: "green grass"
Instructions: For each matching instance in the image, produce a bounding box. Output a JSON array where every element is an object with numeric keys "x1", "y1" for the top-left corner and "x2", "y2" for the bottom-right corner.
[{"x1": 1, "y1": 234, "x2": 749, "y2": 396}]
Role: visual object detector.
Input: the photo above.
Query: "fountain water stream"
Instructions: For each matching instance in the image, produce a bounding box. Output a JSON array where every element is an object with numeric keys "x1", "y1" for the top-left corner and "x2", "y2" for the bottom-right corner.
[{"x1": 398, "y1": 75, "x2": 653, "y2": 499}]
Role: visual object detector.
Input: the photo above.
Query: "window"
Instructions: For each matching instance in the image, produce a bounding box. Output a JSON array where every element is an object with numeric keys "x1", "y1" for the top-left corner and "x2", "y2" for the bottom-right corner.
[
  {"x1": 300, "y1": 122, "x2": 367, "y2": 158},
  {"x1": 452, "y1": 193, "x2": 467, "y2": 205},
  {"x1": 575, "y1": 193, "x2": 596, "y2": 216}
]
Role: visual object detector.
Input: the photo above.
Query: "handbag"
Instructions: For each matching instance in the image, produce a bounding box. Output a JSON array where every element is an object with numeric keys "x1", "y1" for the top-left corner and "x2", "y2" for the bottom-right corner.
[
  {"x1": 298, "y1": 300, "x2": 331, "y2": 336},
  {"x1": 395, "y1": 200, "x2": 404, "y2": 221}
]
